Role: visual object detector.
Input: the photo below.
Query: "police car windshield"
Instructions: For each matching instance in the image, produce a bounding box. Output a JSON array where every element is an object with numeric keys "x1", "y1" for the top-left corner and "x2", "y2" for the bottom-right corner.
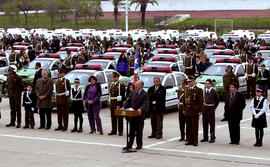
[
  {"x1": 259, "y1": 59, "x2": 270, "y2": 67},
  {"x1": 203, "y1": 64, "x2": 236, "y2": 76},
  {"x1": 0, "y1": 57, "x2": 7, "y2": 67},
  {"x1": 139, "y1": 74, "x2": 164, "y2": 88},
  {"x1": 86, "y1": 61, "x2": 108, "y2": 69},
  {"x1": 65, "y1": 72, "x2": 94, "y2": 85},
  {"x1": 28, "y1": 59, "x2": 53, "y2": 69}
]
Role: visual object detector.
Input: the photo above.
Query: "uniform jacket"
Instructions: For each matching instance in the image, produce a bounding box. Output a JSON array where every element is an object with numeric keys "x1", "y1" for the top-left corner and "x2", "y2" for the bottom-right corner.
[
  {"x1": 223, "y1": 73, "x2": 239, "y2": 91},
  {"x1": 55, "y1": 78, "x2": 71, "y2": 104},
  {"x1": 183, "y1": 85, "x2": 203, "y2": 117},
  {"x1": 225, "y1": 91, "x2": 246, "y2": 120},
  {"x1": 123, "y1": 89, "x2": 149, "y2": 117},
  {"x1": 148, "y1": 84, "x2": 166, "y2": 114},
  {"x1": 7, "y1": 73, "x2": 24, "y2": 96},
  {"x1": 178, "y1": 88, "x2": 185, "y2": 113},
  {"x1": 35, "y1": 77, "x2": 53, "y2": 108},
  {"x1": 23, "y1": 91, "x2": 37, "y2": 108},
  {"x1": 258, "y1": 69, "x2": 269, "y2": 84},
  {"x1": 109, "y1": 81, "x2": 126, "y2": 109}
]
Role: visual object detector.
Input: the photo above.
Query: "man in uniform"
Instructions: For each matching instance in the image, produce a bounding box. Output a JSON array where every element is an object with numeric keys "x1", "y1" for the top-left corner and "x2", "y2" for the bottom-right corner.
[
  {"x1": 199, "y1": 48, "x2": 207, "y2": 63},
  {"x1": 6, "y1": 65, "x2": 24, "y2": 128},
  {"x1": 221, "y1": 65, "x2": 239, "y2": 121},
  {"x1": 55, "y1": 68, "x2": 71, "y2": 131},
  {"x1": 126, "y1": 34, "x2": 133, "y2": 46},
  {"x1": 246, "y1": 57, "x2": 258, "y2": 98},
  {"x1": 108, "y1": 72, "x2": 126, "y2": 136},
  {"x1": 184, "y1": 51, "x2": 195, "y2": 76},
  {"x1": 148, "y1": 77, "x2": 166, "y2": 139},
  {"x1": 9, "y1": 47, "x2": 19, "y2": 66},
  {"x1": 178, "y1": 78, "x2": 188, "y2": 141},
  {"x1": 64, "y1": 49, "x2": 76, "y2": 73},
  {"x1": 184, "y1": 76, "x2": 203, "y2": 146}
]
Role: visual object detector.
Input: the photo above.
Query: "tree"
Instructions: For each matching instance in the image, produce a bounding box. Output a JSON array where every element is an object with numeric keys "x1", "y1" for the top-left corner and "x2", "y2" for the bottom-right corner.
[
  {"x1": 89, "y1": 0, "x2": 103, "y2": 22},
  {"x1": 2, "y1": 0, "x2": 20, "y2": 26},
  {"x1": 79, "y1": 0, "x2": 92, "y2": 24},
  {"x1": 56, "y1": 0, "x2": 72, "y2": 24},
  {"x1": 43, "y1": 0, "x2": 59, "y2": 28},
  {"x1": 130, "y1": 0, "x2": 158, "y2": 27},
  {"x1": 111, "y1": 0, "x2": 125, "y2": 26},
  {"x1": 15, "y1": 0, "x2": 33, "y2": 26}
]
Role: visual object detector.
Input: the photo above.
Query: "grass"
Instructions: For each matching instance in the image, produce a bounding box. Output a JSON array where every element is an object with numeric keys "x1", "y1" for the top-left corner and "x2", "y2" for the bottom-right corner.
[{"x1": 1, "y1": 14, "x2": 270, "y2": 35}]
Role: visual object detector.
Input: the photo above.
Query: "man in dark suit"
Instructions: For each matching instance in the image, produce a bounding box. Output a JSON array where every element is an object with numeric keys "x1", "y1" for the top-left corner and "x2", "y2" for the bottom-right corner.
[
  {"x1": 27, "y1": 46, "x2": 36, "y2": 61},
  {"x1": 123, "y1": 80, "x2": 148, "y2": 150},
  {"x1": 148, "y1": 77, "x2": 166, "y2": 139},
  {"x1": 32, "y1": 62, "x2": 42, "y2": 90},
  {"x1": 143, "y1": 48, "x2": 153, "y2": 63},
  {"x1": 258, "y1": 64, "x2": 269, "y2": 98},
  {"x1": 225, "y1": 83, "x2": 246, "y2": 145}
]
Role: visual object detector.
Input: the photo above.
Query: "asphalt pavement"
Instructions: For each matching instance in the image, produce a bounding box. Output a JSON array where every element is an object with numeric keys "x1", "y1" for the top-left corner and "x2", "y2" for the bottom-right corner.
[{"x1": 0, "y1": 97, "x2": 270, "y2": 167}]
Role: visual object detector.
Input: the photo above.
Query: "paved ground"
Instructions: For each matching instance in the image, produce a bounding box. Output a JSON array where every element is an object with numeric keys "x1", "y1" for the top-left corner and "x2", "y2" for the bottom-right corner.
[{"x1": 0, "y1": 97, "x2": 270, "y2": 167}]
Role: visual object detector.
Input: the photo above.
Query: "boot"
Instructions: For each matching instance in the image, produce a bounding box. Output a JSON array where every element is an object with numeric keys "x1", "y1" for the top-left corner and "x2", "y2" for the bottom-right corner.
[{"x1": 71, "y1": 127, "x2": 77, "y2": 132}]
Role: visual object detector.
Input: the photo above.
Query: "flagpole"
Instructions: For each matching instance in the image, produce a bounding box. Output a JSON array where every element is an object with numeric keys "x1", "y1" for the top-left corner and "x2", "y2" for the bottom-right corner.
[{"x1": 125, "y1": 0, "x2": 128, "y2": 32}]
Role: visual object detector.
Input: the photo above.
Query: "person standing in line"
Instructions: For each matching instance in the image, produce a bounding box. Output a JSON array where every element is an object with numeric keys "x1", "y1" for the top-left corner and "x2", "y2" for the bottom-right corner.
[
  {"x1": 201, "y1": 79, "x2": 219, "y2": 143},
  {"x1": 84, "y1": 76, "x2": 103, "y2": 135},
  {"x1": 116, "y1": 53, "x2": 129, "y2": 76},
  {"x1": 35, "y1": 70, "x2": 53, "y2": 130},
  {"x1": 70, "y1": 78, "x2": 84, "y2": 133},
  {"x1": 147, "y1": 77, "x2": 166, "y2": 139},
  {"x1": 250, "y1": 89, "x2": 268, "y2": 147},
  {"x1": 245, "y1": 57, "x2": 258, "y2": 99},
  {"x1": 178, "y1": 78, "x2": 188, "y2": 141},
  {"x1": 22, "y1": 84, "x2": 36, "y2": 129},
  {"x1": 258, "y1": 64, "x2": 269, "y2": 99},
  {"x1": 225, "y1": 83, "x2": 246, "y2": 145}
]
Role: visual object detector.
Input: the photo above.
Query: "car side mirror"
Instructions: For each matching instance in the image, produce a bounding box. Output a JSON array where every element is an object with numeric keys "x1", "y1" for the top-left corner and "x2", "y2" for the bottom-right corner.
[{"x1": 165, "y1": 85, "x2": 173, "y2": 89}]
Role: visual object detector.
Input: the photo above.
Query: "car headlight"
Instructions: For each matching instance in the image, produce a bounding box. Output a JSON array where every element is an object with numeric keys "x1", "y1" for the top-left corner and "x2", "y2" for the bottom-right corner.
[{"x1": 216, "y1": 83, "x2": 223, "y2": 87}]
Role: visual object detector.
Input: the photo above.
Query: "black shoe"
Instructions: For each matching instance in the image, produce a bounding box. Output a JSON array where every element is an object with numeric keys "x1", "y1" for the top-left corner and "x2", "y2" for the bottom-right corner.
[
  {"x1": 100, "y1": 132, "x2": 103, "y2": 135},
  {"x1": 209, "y1": 139, "x2": 215, "y2": 143},
  {"x1": 23, "y1": 126, "x2": 29, "y2": 129},
  {"x1": 6, "y1": 123, "x2": 15, "y2": 127},
  {"x1": 119, "y1": 133, "x2": 123, "y2": 136},
  {"x1": 185, "y1": 142, "x2": 193, "y2": 145},
  {"x1": 55, "y1": 127, "x2": 63, "y2": 131},
  {"x1": 148, "y1": 135, "x2": 156, "y2": 139},
  {"x1": 108, "y1": 132, "x2": 117, "y2": 135},
  {"x1": 235, "y1": 142, "x2": 239, "y2": 145},
  {"x1": 253, "y1": 142, "x2": 259, "y2": 147},
  {"x1": 89, "y1": 131, "x2": 96, "y2": 134},
  {"x1": 136, "y1": 146, "x2": 142, "y2": 150},
  {"x1": 31, "y1": 126, "x2": 34, "y2": 129},
  {"x1": 200, "y1": 138, "x2": 209, "y2": 142},
  {"x1": 38, "y1": 127, "x2": 45, "y2": 129},
  {"x1": 221, "y1": 118, "x2": 227, "y2": 121},
  {"x1": 78, "y1": 128, "x2": 83, "y2": 133},
  {"x1": 123, "y1": 146, "x2": 131, "y2": 150},
  {"x1": 179, "y1": 137, "x2": 185, "y2": 141},
  {"x1": 62, "y1": 128, "x2": 67, "y2": 131},
  {"x1": 71, "y1": 128, "x2": 77, "y2": 133},
  {"x1": 257, "y1": 143, "x2": 263, "y2": 147},
  {"x1": 156, "y1": 136, "x2": 162, "y2": 139},
  {"x1": 45, "y1": 127, "x2": 50, "y2": 130},
  {"x1": 193, "y1": 143, "x2": 198, "y2": 146},
  {"x1": 16, "y1": 124, "x2": 21, "y2": 128}
]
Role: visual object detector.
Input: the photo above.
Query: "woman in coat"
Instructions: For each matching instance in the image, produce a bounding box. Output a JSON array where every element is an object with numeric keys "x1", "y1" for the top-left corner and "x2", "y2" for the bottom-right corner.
[
  {"x1": 116, "y1": 53, "x2": 129, "y2": 76},
  {"x1": 84, "y1": 75, "x2": 103, "y2": 135}
]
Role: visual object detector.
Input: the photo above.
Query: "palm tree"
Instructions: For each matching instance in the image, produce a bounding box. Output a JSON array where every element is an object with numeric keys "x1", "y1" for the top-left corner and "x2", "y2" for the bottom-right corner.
[
  {"x1": 111, "y1": 0, "x2": 125, "y2": 26},
  {"x1": 130, "y1": 0, "x2": 158, "y2": 27}
]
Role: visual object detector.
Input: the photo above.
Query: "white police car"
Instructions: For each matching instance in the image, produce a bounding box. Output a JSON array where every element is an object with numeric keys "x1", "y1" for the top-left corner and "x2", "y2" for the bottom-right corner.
[{"x1": 86, "y1": 55, "x2": 116, "y2": 70}]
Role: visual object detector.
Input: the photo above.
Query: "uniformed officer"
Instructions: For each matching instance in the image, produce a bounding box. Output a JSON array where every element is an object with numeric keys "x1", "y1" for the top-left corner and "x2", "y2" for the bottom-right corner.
[
  {"x1": 108, "y1": 72, "x2": 126, "y2": 136},
  {"x1": 184, "y1": 76, "x2": 203, "y2": 146},
  {"x1": 246, "y1": 57, "x2": 258, "y2": 98},
  {"x1": 250, "y1": 89, "x2": 268, "y2": 147},
  {"x1": 55, "y1": 68, "x2": 71, "y2": 131},
  {"x1": 184, "y1": 52, "x2": 195, "y2": 76},
  {"x1": 64, "y1": 49, "x2": 76, "y2": 73},
  {"x1": 178, "y1": 78, "x2": 188, "y2": 141},
  {"x1": 9, "y1": 47, "x2": 19, "y2": 66},
  {"x1": 70, "y1": 78, "x2": 84, "y2": 133},
  {"x1": 127, "y1": 34, "x2": 133, "y2": 46},
  {"x1": 6, "y1": 65, "x2": 24, "y2": 128},
  {"x1": 221, "y1": 65, "x2": 239, "y2": 121}
]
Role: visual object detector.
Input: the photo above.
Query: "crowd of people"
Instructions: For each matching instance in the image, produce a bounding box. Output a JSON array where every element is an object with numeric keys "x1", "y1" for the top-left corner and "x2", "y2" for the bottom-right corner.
[{"x1": 1, "y1": 32, "x2": 270, "y2": 150}]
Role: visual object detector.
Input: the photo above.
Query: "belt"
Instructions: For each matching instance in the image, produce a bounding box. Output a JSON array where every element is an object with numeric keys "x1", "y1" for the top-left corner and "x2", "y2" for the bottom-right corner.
[
  {"x1": 110, "y1": 97, "x2": 118, "y2": 100},
  {"x1": 204, "y1": 103, "x2": 215, "y2": 107},
  {"x1": 185, "y1": 66, "x2": 193, "y2": 69},
  {"x1": 247, "y1": 74, "x2": 254, "y2": 77},
  {"x1": 72, "y1": 99, "x2": 83, "y2": 101},
  {"x1": 25, "y1": 102, "x2": 32, "y2": 104},
  {"x1": 178, "y1": 103, "x2": 183, "y2": 105},
  {"x1": 56, "y1": 92, "x2": 65, "y2": 96}
]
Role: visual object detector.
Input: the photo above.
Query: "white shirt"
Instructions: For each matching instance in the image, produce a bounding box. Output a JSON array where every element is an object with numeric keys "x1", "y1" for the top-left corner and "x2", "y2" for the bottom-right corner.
[
  {"x1": 190, "y1": 85, "x2": 196, "y2": 90},
  {"x1": 249, "y1": 96, "x2": 268, "y2": 117},
  {"x1": 205, "y1": 87, "x2": 212, "y2": 93}
]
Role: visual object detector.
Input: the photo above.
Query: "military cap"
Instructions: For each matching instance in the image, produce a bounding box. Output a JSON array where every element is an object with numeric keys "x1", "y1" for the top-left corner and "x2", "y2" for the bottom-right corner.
[
  {"x1": 187, "y1": 76, "x2": 196, "y2": 82},
  {"x1": 74, "y1": 78, "x2": 80, "y2": 83},
  {"x1": 113, "y1": 72, "x2": 120, "y2": 78},
  {"x1": 182, "y1": 78, "x2": 188, "y2": 85},
  {"x1": 256, "y1": 88, "x2": 263, "y2": 92},
  {"x1": 58, "y1": 68, "x2": 65, "y2": 74},
  {"x1": 226, "y1": 65, "x2": 233, "y2": 70},
  {"x1": 262, "y1": 64, "x2": 266, "y2": 67},
  {"x1": 205, "y1": 79, "x2": 213, "y2": 84},
  {"x1": 8, "y1": 66, "x2": 15, "y2": 71},
  {"x1": 27, "y1": 84, "x2": 33, "y2": 88}
]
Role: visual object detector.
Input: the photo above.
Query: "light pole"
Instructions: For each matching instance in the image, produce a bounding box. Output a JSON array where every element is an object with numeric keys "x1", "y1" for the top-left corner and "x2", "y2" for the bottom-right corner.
[{"x1": 125, "y1": 0, "x2": 128, "y2": 32}]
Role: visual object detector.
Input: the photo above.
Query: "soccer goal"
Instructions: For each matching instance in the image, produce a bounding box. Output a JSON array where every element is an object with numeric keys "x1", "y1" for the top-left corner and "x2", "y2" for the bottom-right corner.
[{"x1": 214, "y1": 19, "x2": 234, "y2": 35}]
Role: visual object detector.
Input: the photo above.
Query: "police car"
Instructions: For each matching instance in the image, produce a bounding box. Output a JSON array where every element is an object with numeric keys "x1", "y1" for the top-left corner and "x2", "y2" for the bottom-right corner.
[
  {"x1": 52, "y1": 64, "x2": 129, "y2": 108},
  {"x1": 204, "y1": 45, "x2": 226, "y2": 58},
  {"x1": 154, "y1": 45, "x2": 180, "y2": 54},
  {"x1": 57, "y1": 45, "x2": 82, "y2": 59},
  {"x1": 0, "y1": 52, "x2": 10, "y2": 75},
  {"x1": 137, "y1": 66, "x2": 188, "y2": 110},
  {"x1": 86, "y1": 55, "x2": 116, "y2": 70},
  {"x1": 17, "y1": 54, "x2": 61, "y2": 86},
  {"x1": 105, "y1": 48, "x2": 133, "y2": 60},
  {"x1": 256, "y1": 46, "x2": 270, "y2": 59},
  {"x1": 196, "y1": 58, "x2": 247, "y2": 97},
  {"x1": 209, "y1": 50, "x2": 236, "y2": 64}
]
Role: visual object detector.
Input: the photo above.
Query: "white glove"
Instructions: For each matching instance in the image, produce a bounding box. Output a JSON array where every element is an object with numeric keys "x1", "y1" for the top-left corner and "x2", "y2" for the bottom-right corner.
[
  {"x1": 254, "y1": 114, "x2": 259, "y2": 119},
  {"x1": 31, "y1": 108, "x2": 35, "y2": 112},
  {"x1": 251, "y1": 73, "x2": 256, "y2": 77}
]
